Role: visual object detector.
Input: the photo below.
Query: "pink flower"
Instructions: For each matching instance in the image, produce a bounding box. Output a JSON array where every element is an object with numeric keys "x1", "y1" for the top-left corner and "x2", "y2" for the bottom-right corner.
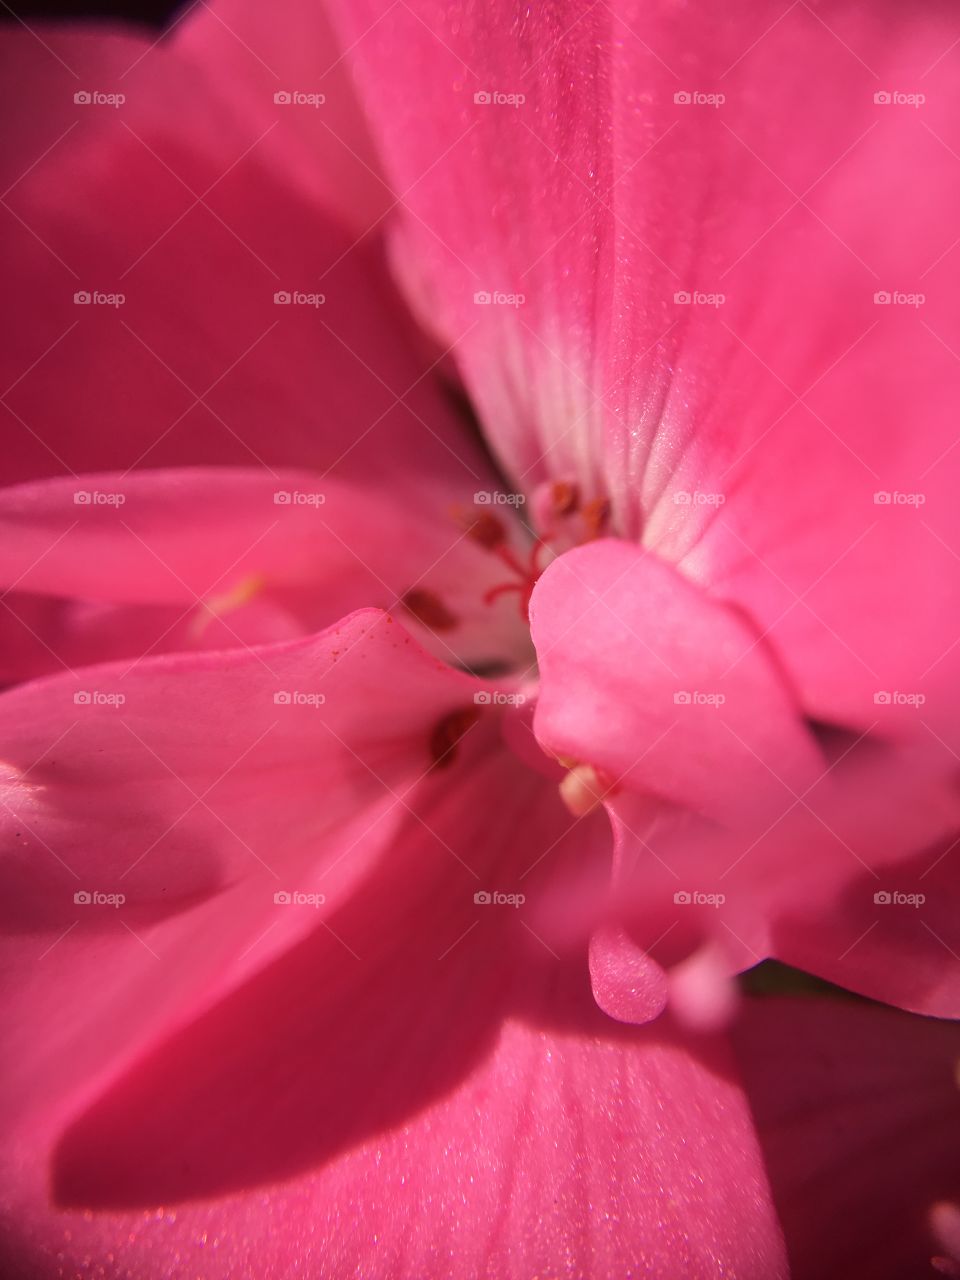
[
  {"x1": 0, "y1": 1, "x2": 958, "y2": 1276},
  {"x1": 732, "y1": 990, "x2": 960, "y2": 1280}
]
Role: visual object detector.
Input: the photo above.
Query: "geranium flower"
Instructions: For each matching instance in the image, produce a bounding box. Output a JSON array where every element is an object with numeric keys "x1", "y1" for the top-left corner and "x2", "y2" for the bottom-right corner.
[{"x1": 0, "y1": 1, "x2": 958, "y2": 1276}]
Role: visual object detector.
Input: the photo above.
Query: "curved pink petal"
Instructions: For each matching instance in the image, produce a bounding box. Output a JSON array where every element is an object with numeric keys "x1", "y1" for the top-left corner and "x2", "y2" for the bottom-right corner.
[
  {"x1": 734, "y1": 995, "x2": 960, "y2": 1280},
  {"x1": 0, "y1": 22, "x2": 518, "y2": 676},
  {"x1": 603, "y1": 746, "x2": 960, "y2": 1018},
  {"x1": 771, "y1": 831, "x2": 960, "y2": 1017},
  {"x1": 0, "y1": 8, "x2": 387, "y2": 241},
  {"x1": 529, "y1": 538, "x2": 822, "y2": 825},
  {"x1": 173, "y1": 0, "x2": 392, "y2": 236},
  {"x1": 0, "y1": 608, "x2": 481, "y2": 1128},
  {"x1": 0, "y1": 24, "x2": 483, "y2": 489},
  {"x1": 0, "y1": 590, "x2": 309, "y2": 686},
  {"x1": 0, "y1": 669, "x2": 785, "y2": 1275},
  {"x1": 530, "y1": 539, "x2": 960, "y2": 1017},
  {"x1": 327, "y1": 0, "x2": 960, "y2": 731},
  {"x1": 5, "y1": 952, "x2": 785, "y2": 1278},
  {"x1": 0, "y1": 466, "x2": 533, "y2": 671}
]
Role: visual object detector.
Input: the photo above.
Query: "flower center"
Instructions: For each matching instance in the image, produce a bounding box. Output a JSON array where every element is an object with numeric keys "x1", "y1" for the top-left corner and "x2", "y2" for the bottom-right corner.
[
  {"x1": 419, "y1": 480, "x2": 614, "y2": 803},
  {"x1": 460, "y1": 479, "x2": 611, "y2": 623}
]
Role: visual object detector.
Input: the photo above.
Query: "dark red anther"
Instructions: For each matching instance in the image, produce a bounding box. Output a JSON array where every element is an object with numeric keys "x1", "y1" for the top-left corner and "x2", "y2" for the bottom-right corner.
[
  {"x1": 581, "y1": 497, "x2": 611, "y2": 540},
  {"x1": 400, "y1": 588, "x2": 459, "y2": 632},
  {"x1": 460, "y1": 510, "x2": 507, "y2": 549},
  {"x1": 429, "y1": 706, "x2": 481, "y2": 768},
  {"x1": 551, "y1": 480, "x2": 580, "y2": 517}
]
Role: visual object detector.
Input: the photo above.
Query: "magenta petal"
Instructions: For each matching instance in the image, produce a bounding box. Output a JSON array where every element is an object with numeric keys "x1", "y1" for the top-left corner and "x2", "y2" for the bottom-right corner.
[
  {"x1": 0, "y1": 466, "x2": 532, "y2": 670},
  {"x1": 735, "y1": 995, "x2": 960, "y2": 1280},
  {"x1": 173, "y1": 0, "x2": 392, "y2": 236},
  {"x1": 326, "y1": 0, "x2": 960, "y2": 736},
  {"x1": 5, "y1": 957, "x2": 785, "y2": 1278},
  {"x1": 0, "y1": 610, "x2": 480, "y2": 1125},
  {"x1": 0, "y1": 24, "x2": 480, "y2": 488},
  {"x1": 529, "y1": 538, "x2": 821, "y2": 825}
]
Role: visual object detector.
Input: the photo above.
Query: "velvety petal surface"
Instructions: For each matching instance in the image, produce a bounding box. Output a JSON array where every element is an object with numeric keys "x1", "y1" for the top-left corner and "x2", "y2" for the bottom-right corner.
[
  {"x1": 530, "y1": 539, "x2": 960, "y2": 1018},
  {"x1": 0, "y1": 18, "x2": 488, "y2": 487},
  {"x1": 734, "y1": 995, "x2": 960, "y2": 1280},
  {"x1": 0, "y1": 16, "x2": 524, "y2": 675},
  {"x1": 326, "y1": 0, "x2": 960, "y2": 730},
  {"x1": 0, "y1": 466, "x2": 533, "y2": 671},
  {"x1": 529, "y1": 538, "x2": 822, "y2": 825},
  {"x1": 0, "y1": 609, "x2": 482, "y2": 1127}
]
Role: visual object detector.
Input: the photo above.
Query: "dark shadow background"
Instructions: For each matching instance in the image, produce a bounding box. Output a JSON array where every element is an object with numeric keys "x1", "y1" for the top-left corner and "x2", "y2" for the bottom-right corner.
[{"x1": 2, "y1": 1, "x2": 180, "y2": 28}]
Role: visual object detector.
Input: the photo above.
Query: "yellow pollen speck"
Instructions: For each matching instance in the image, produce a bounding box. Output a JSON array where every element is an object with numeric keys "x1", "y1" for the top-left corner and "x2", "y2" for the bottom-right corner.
[
  {"x1": 190, "y1": 573, "x2": 265, "y2": 639},
  {"x1": 559, "y1": 763, "x2": 610, "y2": 817}
]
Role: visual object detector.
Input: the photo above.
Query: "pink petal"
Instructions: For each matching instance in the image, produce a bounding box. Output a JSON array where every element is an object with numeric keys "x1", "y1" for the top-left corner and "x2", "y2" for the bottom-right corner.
[
  {"x1": 5, "y1": 946, "x2": 785, "y2": 1277},
  {"x1": 0, "y1": 8, "x2": 387, "y2": 240},
  {"x1": 530, "y1": 540, "x2": 960, "y2": 1017},
  {"x1": 0, "y1": 689, "x2": 785, "y2": 1274},
  {"x1": 173, "y1": 0, "x2": 392, "y2": 236},
  {"x1": 0, "y1": 609, "x2": 481, "y2": 1126},
  {"x1": 0, "y1": 590, "x2": 308, "y2": 685},
  {"x1": 772, "y1": 830, "x2": 960, "y2": 1017},
  {"x1": 529, "y1": 538, "x2": 821, "y2": 825},
  {"x1": 0, "y1": 467, "x2": 533, "y2": 671},
  {"x1": 0, "y1": 26, "x2": 481, "y2": 488},
  {"x1": 326, "y1": 0, "x2": 960, "y2": 731},
  {"x1": 605, "y1": 733, "x2": 960, "y2": 1017},
  {"x1": 735, "y1": 995, "x2": 960, "y2": 1280}
]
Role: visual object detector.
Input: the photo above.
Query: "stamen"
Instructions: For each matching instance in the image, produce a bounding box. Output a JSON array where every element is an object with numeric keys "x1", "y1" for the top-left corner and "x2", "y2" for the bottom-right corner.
[
  {"x1": 481, "y1": 538, "x2": 553, "y2": 621},
  {"x1": 429, "y1": 706, "x2": 481, "y2": 768},
  {"x1": 400, "y1": 588, "x2": 459, "y2": 632},
  {"x1": 190, "y1": 573, "x2": 264, "y2": 639},
  {"x1": 581, "y1": 497, "x2": 611, "y2": 540},
  {"x1": 492, "y1": 544, "x2": 531, "y2": 579},
  {"x1": 483, "y1": 581, "x2": 525, "y2": 606},
  {"x1": 551, "y1": 480, "x2": 580, "y2": 517},
  {"x1": 559, "y1": 763, "x2": 616, "y2": 816},
  {"x1": 459, "y1": 509, "x2": 507, "y2": 549}
]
